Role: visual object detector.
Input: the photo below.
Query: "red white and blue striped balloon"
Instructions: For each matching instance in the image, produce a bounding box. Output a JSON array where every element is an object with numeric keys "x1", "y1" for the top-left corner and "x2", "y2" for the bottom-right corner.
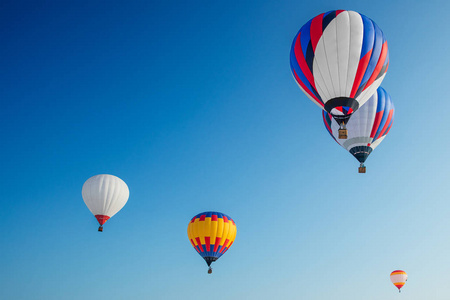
[
  {"x1": 290, "y1": 10, "x2": 389, "y2": 126},
  {"x1": 323, "y1": 87, "x2": 394, "y2": 167}
]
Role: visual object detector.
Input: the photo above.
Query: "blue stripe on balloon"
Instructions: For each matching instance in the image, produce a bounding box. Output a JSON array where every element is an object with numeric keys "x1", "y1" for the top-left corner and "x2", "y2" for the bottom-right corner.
[
  {"x1": 372, "y1": 92, "x2": 386, "y2": 140},
  {"x1": 300, "y1": 19, "x2": 312, "y2": 57},
  {"x1": 322, "y1": 111, "x2": 332, "y2": 136},
  {"x1": 359, "y1": 22, "x2": 384, "y2": 89},
  {"x1": 199, "y1": 246, "x2": 222, "y2": 259},
  {"x1": 373, "y1": 89, "x2": 392, "y2": 140},
  {"x1": 323, "y1": 10, "x2": 334, "y2": 18},
  {"x1": 360, "y1": 14, "x2": 375, "y2": 59},
  {"x1": 305, "y1": 42, "x2": 315, "y2": 76},
  {"x1": 375, "y1": 88, "x2": 385, "y2": 113},
  {"x1": 289, "y1": 43, "x2": 304, "y2": 80},
  {"x1": 322, "y1": 10, "x2": 336, "y2": 31}
]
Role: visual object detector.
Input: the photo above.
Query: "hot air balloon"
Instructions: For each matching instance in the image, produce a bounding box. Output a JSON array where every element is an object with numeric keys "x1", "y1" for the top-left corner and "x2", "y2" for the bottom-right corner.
[
  {"x1": 82, "y1": 174, "x2": 129, "y2": 232},
  {"x1": 290, "y1": 10, "x2": 389, "y2": 139},
  {"x1": 390, "y1": 270, "x2": 407, "y2": 292},
  {"x1": 187, "y1": 211, "x2": 237, "y2": 274},
  {"x1": 323, "y1": 86, "x2": 394, "y2": 173}
]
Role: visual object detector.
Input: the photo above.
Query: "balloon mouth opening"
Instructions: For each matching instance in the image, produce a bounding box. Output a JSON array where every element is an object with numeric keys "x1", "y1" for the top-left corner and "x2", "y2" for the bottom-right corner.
[
  {"x1": 325, "y1": 97, "x2": 359, "y2": 125},
  {"x1": 204, "y1": 257, "x2": 218, "y2": 267},
  {"x1": 349, "y1": 146, "x2": 372, "y2": 163},
  {"x1": 95, "y1": 215, "x2": 110, "y2": 225}
]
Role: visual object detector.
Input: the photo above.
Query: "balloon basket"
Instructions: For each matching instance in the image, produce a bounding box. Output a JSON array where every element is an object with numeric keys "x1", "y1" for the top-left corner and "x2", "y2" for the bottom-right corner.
[
  {"x1": 358, "y1": 166, "x2": 366, "y2": 173},
  {"x1": 208, "y1": 267, "x2": 212, "y2": 274},
  {"x1": 338, "y1": 128, "x2": 348, "y2": 139},
  {"x1": 98, "y1": 226, "x2": 103, "y2": 232}
]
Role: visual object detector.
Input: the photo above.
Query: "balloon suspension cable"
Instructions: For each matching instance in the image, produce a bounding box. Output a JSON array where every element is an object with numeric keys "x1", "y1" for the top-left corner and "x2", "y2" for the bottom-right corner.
[
  {"x1": 98, "y1": 226, "x2": 103, "y2": 232},
  {"x1": 208, "y1": 267, "x2": 212, "y2": 274}
]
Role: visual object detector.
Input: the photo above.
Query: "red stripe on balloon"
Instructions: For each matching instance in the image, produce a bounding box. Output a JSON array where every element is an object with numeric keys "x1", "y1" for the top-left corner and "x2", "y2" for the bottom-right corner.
[
  {"x1": 205, "y1": 237, "x2": 211, "y2": 252},
  {"x1": 293, "y1": 33, "x2": 318, "y2": 93},
  {"x1": 310, "y1": 13, "x2": 324, "y2": 52},
  {"x1": 350, "y1": 49, "x2": 372, "y2": 98},
  {"x1": 195, "y1": 237, "x2": 203, "y2": 252},
  {"x1": 213, "y1": 237, "x2": 221, "y2": 252},
  {"x1": 384, "y1": 116, "x2": 394, "y2": 135},
  {"x1": 370, "y1": 111, "x2": 383, "y2": 138},
  {"x1": 220, "y1": 239, "x2": 230, "y2": 253},
  {"x1": 377, "y1": 109, "x2": 393, "y2": 137}
]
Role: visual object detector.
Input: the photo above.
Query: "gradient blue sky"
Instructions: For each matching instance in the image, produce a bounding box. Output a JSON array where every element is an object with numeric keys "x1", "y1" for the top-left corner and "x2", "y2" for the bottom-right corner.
[{"x1": 1, "y1": 0, "x2": 449, "y2": 299}]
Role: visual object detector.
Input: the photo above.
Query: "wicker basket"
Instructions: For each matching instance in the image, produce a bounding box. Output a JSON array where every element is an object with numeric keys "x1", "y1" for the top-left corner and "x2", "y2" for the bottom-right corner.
[{"x1": 338, "y1": 128, "x2": 348, "y2": 139}]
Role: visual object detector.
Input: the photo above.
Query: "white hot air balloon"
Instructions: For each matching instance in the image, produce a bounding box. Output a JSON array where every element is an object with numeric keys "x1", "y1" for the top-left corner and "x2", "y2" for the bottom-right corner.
[
  {"x1": 82, "y1": 174, "x2": 129, "y2": 232},
  {"x1": 322, "y1": 87, "x2": 394, "y2": 173}
]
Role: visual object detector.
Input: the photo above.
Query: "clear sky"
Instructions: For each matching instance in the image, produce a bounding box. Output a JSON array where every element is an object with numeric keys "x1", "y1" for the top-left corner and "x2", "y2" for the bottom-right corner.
[{"x1": 1, "y1": 0, "x2": 449, "y2": 299}]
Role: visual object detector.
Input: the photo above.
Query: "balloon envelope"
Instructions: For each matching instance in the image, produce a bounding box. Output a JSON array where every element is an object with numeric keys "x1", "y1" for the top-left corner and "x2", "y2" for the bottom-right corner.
[
  {"x1": 290, "y1": 10, "x2": 389, "y2": 126},
  {"x1": 323, "y1": 86, "x2": 394, "y2": 168},
  {"x1": 390, "y1": 270, "x2": 407, "y2": 292},
  {"x1": 82, "y1": 174, "x2": 129, "y2": 228},
  {"x1": 187, "y1": 212, "x2": 237, "y2": 271}
]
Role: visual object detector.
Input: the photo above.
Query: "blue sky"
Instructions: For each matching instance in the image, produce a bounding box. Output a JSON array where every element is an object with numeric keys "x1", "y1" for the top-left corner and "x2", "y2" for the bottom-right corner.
[{"x1": 1, "y1": 0, "x2": 449, "y2": 299}]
